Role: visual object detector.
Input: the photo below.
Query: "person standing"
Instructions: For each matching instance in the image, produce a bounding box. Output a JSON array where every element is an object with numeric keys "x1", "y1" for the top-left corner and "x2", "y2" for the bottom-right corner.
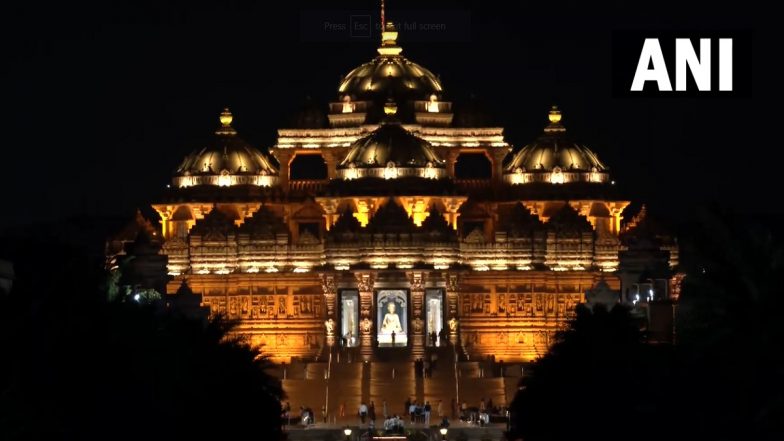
[
  {"x1": 405, "y1": 397, "x2": 411, "y2": 415},
  {"x1": 321, "y1": 404, "x2": 327, "y2": 423},
  {"x1": 359, "y1": 402, "x2": 368, "y2": 424},
  {"x1": 424, "y1": 401, "x2": 432, "y2": 425}
]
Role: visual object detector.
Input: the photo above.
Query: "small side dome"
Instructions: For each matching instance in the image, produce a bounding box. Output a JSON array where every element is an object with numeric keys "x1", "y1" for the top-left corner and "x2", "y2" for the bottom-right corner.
[
  {"x1": 336, "y1": 103, "x2": 446, "y2": 180},
  {"x1": 173, "y1": 108, "x2": 279, "y2": 188},
  {"x1": 503, "y1": 106, "x2": 609, "y2": 185}
]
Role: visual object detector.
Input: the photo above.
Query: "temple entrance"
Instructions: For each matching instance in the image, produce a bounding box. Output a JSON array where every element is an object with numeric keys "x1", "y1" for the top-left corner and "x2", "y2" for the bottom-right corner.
[
  {"x1": 376, "y1": 290, "x2": 408, "y2": 347},
  {"x1": 425, "y1": 288, "x2": 445, "y2": 346},
  {"x1": 339, "y1": 289, "x2": 359, "y2": 347}
]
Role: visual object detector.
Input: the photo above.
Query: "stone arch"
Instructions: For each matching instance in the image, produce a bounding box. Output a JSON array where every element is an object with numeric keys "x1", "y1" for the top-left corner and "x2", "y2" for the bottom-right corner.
[
  {"x1": 454, "y1": 151, "x2": 492, "y2": 179},
  {"x1": 289, "y1": 152, "x2": 327, "y2": 180}
]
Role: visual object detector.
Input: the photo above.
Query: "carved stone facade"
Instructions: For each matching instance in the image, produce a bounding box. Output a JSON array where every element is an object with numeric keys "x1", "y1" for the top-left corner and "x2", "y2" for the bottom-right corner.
[{"x1": 128, "y1": 24, "x2": 679, "y2": 365}]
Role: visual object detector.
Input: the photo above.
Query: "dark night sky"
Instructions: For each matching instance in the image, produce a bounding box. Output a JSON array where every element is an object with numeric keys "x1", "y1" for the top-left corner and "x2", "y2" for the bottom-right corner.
[{"x1": 0, "y1": 1, "x2": 767, "y2": 230}]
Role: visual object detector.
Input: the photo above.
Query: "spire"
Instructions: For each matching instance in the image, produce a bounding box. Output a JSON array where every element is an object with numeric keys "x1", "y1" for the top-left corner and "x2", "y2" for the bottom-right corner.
[
  {"x1": 380, "y1": 0, "x2": 385, "y2": 31},
  {"x1": 544, "y1": 105, "x2": 566, "y2": 133},
  {"x1": 215, "y1": 107, "x2": 237, "y2": 135},
  {"x1": 377, "y1": 22, "x2": 402, "y2": 56}
]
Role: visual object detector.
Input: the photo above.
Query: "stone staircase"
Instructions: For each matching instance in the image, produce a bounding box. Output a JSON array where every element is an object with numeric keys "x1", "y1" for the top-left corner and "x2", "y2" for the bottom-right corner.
[
  {"x1": 327, "y1": 362, "x2": 363, "y2": 423},
  {"x1": 280, "y1": 356, "x2": 524, "y2": 424},
  {"x1": 424, "y1": 348, "x2": 458, "y2": 416},
  {"x1": 369, "y1": 361, "x2": 415, "y2": 417}
]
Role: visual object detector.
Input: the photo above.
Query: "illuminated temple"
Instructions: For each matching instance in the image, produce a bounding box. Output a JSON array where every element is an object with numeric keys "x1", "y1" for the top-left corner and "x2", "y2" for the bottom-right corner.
[{"x1": 111, "y1": 22, "x2": 678, "y2": 412}]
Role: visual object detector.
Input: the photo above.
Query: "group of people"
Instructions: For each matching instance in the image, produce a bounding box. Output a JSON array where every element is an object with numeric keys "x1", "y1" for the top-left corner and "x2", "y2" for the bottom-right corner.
[
  {"x1": 429, "y1": 329, "x2": 448, "y2": 347},
  {"x1": 458, "y1": 397, "x2": 504, "y2": 426},
  {"x1": 404, "y1": 398, "x2": 436, "y2": 425},
  {"x1": 414, "y1": 352, "x2": 439, "y2": 378},
  {"x1": 382, "y1": 415, "x2": 405, "y2": 433}
]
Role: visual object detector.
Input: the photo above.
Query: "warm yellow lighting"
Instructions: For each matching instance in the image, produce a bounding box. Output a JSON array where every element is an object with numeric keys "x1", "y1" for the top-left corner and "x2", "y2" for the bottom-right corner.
[
  {"x1": 383, "y1": 162, "x2": 398, "y2": 179},
  {"x1": 218, "y1": 171, "x2": 232, "y2": 187},
  {"x1": 426, "y1": 94, "x2": 439, "y2": 113},
  {"x1": 548, "y1": 105, "x2": 562, "y2": 123},
  {"x1": 219, "y1": 107, "x2": 233, "y2": 126},
  {"x1": 345, "y1": 163, "x2": 359, "y2": 180},
  {"x1": 384, "y1": 101, "x2": 398, "y2": 115},
  {"x1": 293, "y1": 267, "x2": 309, "y2": 273},
  {"x1": 378, "y1": 22, "x2": 403, "y2": 56},
  {"x1": 424, "y1": 162, "x2": 438, "y2": 179},
  {"x1": 341, "y1": 96, "x2": 355, "y2": 113},
  {"x1": 550, "y1": 167, "x2": 564, "y2": 184},
  {"x1": 246, "y1": 267, "x2": 260, "y2": 273},
  {"x1": 264, "y1": 266, "x2": 279, "y2": 273},
  {"x1": 474, "y1": 265, "x2": 490, "y2": 271},
  {"x1": 335, "y1": 263, "x2": 350, "y2": 271}
]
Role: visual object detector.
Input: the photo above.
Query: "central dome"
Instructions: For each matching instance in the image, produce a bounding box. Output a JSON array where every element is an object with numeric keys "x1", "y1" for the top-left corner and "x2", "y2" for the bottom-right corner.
[
  {"x1": 336, "y1": 23, "x2": 443, "y2": 123},
  {"x1": 337, "y1": 104, "x2": 446, "y2": 180}
]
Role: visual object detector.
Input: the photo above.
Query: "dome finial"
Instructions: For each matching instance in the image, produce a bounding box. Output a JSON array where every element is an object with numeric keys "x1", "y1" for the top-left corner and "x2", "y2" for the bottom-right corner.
[
  {"x1": 216, "y1": 107, "x2": 237, "y2": 135},
  {"x1": 378, "y1": 22, "x2": 403, "y2": 56},
  {"x1": 219, "y1": 107, "x2": 233, "y2": 126},
  {"x1": 544, "y1": 105, "x2": 566, "y2": 133},
  {"x1": 548, "y1": 105, "x2": 562, "y2": 124},
  {"x1": 384, "y1": 98, "x2": 398, "y2": 116}
]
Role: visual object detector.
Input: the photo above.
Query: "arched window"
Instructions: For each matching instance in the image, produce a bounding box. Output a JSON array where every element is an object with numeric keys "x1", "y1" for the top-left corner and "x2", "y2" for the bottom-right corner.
[
  {"x1": 454, "y1": 153, "x2": 492, "y2": 179},
  {"x1": 290, "y1": 154, "x2": 327, "y2": 180}
]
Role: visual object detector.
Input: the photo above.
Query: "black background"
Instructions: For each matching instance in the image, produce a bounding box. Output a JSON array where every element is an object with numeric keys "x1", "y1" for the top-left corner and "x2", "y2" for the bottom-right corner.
[{"x1": 0, "y1": 0, "x2": 767, "y2": 230}]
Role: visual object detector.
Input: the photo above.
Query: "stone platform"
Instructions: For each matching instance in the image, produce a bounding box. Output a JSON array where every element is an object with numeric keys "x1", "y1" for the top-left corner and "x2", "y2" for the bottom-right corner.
[{"x1": 285, "y1": 422, "x2": 507, "y2": 441}]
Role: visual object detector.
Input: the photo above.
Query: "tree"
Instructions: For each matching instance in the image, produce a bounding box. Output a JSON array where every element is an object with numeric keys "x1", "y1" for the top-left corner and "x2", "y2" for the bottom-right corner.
[
  {"x1": 673, "y1": 211, "x2": 784, "y2": 440},
  {"x1": 509, "y1": 303, "x2": 670, "y2": 441},
  {"x1": 0, "y1": 234, "x2": 284, "y2": 440}
]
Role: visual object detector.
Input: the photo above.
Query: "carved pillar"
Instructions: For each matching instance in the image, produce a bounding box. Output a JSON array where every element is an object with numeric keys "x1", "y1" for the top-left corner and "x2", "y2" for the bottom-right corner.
[
  {"x1": 408, "y1": 271, "x2": 426, "y2": 360},
  {"x1": 323, "y1": 150, "x2": 338, "y2": 180},
  {"x1": 446, "y1": 149, "x2": 460, "y2": 179},
  {"x1": 272, "y1": 149, "x2": 293, "y2": 191},
  {"x1": 490, "y1": 147, "x2": 507, "y2": 186},
  {"x1": 320, "y1": 273, "x2": 338, "y2": 347},
  {"x1": 446, "y1": 273, "x2": 460, "y2": 346},
  {"x1": 356, "y1": 272, "x2": 375, "y2": 361}
]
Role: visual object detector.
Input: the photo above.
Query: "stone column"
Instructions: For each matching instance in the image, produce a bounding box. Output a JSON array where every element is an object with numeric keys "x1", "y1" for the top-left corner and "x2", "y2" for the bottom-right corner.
[
  {"x1": 408, "y1": 271, "x2": 426, "y2": 360},
  {"x1": 490, "y1": 147, "x2": 507, "y2": 186},
  {"x1": 323, "y1": 150, "x2": 338, "y2": 180},
  {"x1": 356, "y1": 272, "x2": 375, "y2": 361},
  {"x1": 320, "y1": 273, "x2": 338, "y2": 347},
  {"x1": 446, "y1": 273, "x2": 460, "y2": 346},
  {"x1": 446, "y1": 149, "x2": 460, "y2": 179},
  {"x1": 272, "y1": 149, "x2": 293, "y2": 190}
]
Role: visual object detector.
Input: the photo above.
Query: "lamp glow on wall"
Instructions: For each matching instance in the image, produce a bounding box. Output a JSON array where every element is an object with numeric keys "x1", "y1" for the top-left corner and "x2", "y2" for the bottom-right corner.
[{"x1": 383, "y1": 162, "x2": 398, "y2": 180}]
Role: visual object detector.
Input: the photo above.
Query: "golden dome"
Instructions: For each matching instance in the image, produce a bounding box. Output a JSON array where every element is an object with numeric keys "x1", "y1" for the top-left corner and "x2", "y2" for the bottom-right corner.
[
  {"x1": 337, "y1": 120, "x2": 445, "y2": 180},
  {"x1": 173, "y1": 108, "x2": 279, "y2": 188},
  {"x1": 504, "y1": 107, "x2": 609, "y2": 185},
  {"x1": 337, "y1": 23, "x2": 443, "y2": 107}
]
